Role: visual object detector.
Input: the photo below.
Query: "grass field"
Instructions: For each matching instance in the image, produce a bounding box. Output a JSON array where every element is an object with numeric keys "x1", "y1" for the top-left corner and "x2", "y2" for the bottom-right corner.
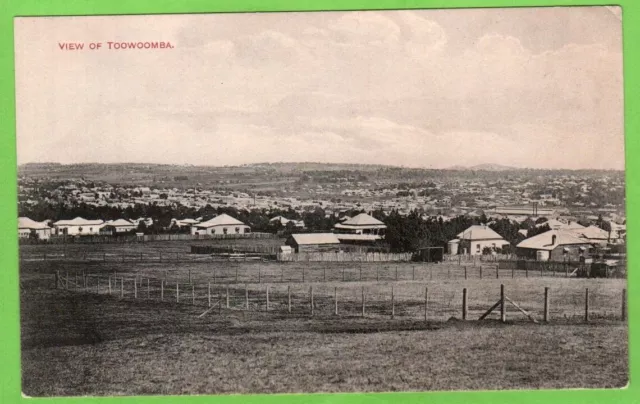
[
  {"x1": 20, "y1": 287, "x2": 627, "y2": 396},
  {"x1": 18, "y1": 242, "x2": 629, "y2": 395}
]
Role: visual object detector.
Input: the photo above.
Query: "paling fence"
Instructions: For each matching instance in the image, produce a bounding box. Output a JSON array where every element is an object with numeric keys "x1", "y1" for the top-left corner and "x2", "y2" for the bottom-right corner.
[
  {"x1": 20, "y1": 232, "x2": 277, "y2": 245},
  {"x1": 50, "y1": 269, "x2": 627, "y2": 323},
  {"x1": 277, "y1": 252, "x2": 413, "y2": 262}
]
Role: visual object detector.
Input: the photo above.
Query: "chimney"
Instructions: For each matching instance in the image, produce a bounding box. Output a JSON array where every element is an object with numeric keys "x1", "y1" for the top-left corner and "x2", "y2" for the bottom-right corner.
[{"x1": 551, "y1": 234, "x2": 557, "y2": 245}]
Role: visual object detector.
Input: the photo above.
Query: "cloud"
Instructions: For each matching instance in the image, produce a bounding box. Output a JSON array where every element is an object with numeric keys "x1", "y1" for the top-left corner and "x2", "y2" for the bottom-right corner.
[{"x1": 13, "y1": 9, "x2": 624, "y2": 170}]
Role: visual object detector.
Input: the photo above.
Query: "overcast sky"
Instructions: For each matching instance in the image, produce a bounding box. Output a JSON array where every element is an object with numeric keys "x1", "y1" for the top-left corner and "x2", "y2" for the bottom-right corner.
[{"x1": 14, "y1": 6, "x2": 624, "y2": 169}]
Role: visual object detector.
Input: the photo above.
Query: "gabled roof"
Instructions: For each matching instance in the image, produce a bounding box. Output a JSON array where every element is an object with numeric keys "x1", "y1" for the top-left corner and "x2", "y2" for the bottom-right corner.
[
  {"x1": 18, "y1": 217, "x2": 49, "y2": 230},
  {"x1": 537, "y1": 218, "x2": 585, "y2": 230},
  {"x1": 288, "y1": 233, "x2": 340, "y2": 245},
  {"x1": 106, "y1": 219, "x2": 135, "y2": 227},
  {"x1": 457, "y1": 225, "x2": 505, "y2": 241},
  {"x1": 53, "y1": 217, "x2": 104, "y2": 226},
  {"x1": 339, "y1": 213, "x2": 385, "y2": 227},
  {"x1": 195, "y1": 214, "x2": 246, "y2": 228},
  {"x1": 517, "y1": 230, "x2": 592, "y2": 251},
  {"x1": 572, "y1": 225, "x2": 610, "y2": 240}
]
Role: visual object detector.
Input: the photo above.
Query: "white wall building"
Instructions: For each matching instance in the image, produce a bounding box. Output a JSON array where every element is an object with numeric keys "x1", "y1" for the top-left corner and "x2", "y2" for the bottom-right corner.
[
  {"x1": 53, "y1": 217, "x2": 104, "y2": 236},
  {"x1": 191, "y1": 214, "x2": 251, "y2": 235}
]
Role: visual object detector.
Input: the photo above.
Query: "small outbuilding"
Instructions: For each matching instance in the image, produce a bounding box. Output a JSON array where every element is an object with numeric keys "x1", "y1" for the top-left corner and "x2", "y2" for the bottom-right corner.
[
  {"x1": 285, "y1": 233, "x2": 341, "y2": 253},
  {"x1": 516, "y1": 229, "x2": 593, "y2": 261}
]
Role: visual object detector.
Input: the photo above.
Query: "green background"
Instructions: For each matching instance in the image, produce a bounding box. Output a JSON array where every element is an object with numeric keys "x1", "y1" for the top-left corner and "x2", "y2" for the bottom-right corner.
[{"x1": 0, "y1": 0, "x2": 636, "y2": 403}]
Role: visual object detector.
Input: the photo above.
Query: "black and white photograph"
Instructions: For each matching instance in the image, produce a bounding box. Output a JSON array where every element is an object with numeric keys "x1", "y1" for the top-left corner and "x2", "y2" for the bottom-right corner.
[{"x1": 15, "y1": 6, "x2": 627, "y2": 396}]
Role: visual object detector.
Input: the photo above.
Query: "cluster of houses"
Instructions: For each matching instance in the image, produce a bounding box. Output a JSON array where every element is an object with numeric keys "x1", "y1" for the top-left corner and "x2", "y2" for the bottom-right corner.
[{"x1": 19, "y1": 210, "x2": 624, "y2": 263}]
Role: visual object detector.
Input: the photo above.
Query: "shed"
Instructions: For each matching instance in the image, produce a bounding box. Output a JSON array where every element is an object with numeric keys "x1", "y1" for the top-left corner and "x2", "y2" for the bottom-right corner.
[{"x1": 285, "y1": 233, "x2": 341, "y2": 253}]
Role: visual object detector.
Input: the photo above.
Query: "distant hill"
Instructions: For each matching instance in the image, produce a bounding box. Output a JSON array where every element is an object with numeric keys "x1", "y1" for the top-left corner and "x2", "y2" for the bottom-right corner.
[{"x1": 448, "y1": 164, "x2": 520, "y2": 171}]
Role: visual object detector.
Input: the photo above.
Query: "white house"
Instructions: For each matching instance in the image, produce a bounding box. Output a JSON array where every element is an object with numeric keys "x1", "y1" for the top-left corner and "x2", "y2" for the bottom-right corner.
[
  {"x1": 18, "y1": 217, "x2": 52, "y2": 240},
  {"x1": 190, "y1": 214, "x2": 251, "y2": 235},
  {"x1": 455, "y1": 225, "x2": 510, "y2": 255},
  {"x1": 100, "y1": 219, "x2": 137, "y2": 234},
  {"x1": 333, "y1": 213, "x2": 386, "y2": 241},
  {"x1": 53, "y1": 217, "x2": 104, "y2": 236},
  {"x1": 269, "y1": 216, "x2": 305, "y2": 228}
]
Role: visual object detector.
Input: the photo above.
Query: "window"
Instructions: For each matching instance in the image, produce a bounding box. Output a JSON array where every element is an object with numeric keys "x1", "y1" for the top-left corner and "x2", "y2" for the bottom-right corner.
[
  {"x1": 223, "y1": 228, "x2": 228, "y2": 235},
  {"x1": 235, "y1": 227, "x2": 240, "y2": 234},
  {"x1": 78, "y1": 227, "x2": 83, "y2": 233},
  {"x1": 476, "y1": 244, "x2": 481, "y2": 253},
  {"x1": 89, "y1": 227, "x2": 93, "y2": 232}
]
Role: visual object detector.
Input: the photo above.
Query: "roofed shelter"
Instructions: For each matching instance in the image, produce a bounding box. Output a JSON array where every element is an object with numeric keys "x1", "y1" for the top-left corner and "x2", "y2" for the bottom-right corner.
[
  {"x1": 19, "y1": 217, "x2": 51, "y2": 240},
  {"x1": 516, "y1": 229, "x2": 593, "y2": 261},
  {"x1": 53, "y1": 217, "x2": 104, "y2": 236},
  {"x1": 285, "y1": 233, "x2": 341, "y2": 253},
  {"x1": 333, "y1": 213, "x2": 386, "y2": 241},
  {"x1": 456, "y1": 225, "x2": 510, "y2": 255},
  {"x1": 191, "y1": 214, "x2": 251, "y2": 235}
]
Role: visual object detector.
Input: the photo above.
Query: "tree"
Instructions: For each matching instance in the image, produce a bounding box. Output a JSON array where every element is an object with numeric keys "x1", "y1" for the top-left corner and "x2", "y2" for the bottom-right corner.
[{"x1": 137, "y1": 221, "x2": 148, "y2": 234}]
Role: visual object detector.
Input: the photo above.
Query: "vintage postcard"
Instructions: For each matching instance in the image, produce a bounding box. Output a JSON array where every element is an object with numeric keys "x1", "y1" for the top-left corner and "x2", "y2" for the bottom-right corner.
[{"x1": 14, "y1": 6, "x2": 626, "y2": 396}]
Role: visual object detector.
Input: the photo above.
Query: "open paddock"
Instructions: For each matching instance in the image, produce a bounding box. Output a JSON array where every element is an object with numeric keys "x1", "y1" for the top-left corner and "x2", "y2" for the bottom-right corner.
[
  {"x1": 22, "y1": 258, "x2": 627, "y2": 324},
  {"x1": 20, "y1": 286, "x2": 628, "y2": 395}
]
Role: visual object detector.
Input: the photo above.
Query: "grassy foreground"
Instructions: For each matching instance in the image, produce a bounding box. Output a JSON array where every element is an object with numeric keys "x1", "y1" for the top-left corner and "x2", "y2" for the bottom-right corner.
[{"x1": 21, "y1": 288, "x2": 627, "y2": 396}]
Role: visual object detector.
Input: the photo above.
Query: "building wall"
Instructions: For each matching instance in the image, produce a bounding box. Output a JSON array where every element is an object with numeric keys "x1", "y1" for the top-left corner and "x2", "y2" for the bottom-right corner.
[
  {"x1": 459, "y1": 238, "x2": 510, "y2": 255},
  {"x1": 192, "y1": 225, "x2": 251, "y2": 235},
  {"x1": 19, "y1": 228, "x2": 51, "y2": 240},
  {"x1": 549, "y1": 244, "x2": 591, "y2": 262},
  {"x1": 55, "y1": 224, "x2": 101, "y2": 236}
]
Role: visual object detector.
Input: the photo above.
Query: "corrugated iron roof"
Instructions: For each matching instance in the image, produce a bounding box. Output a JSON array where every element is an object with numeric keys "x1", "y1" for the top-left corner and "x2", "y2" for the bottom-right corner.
[
  {"x1": 517, "y1": 229, "x2": 592, "y2": 251},
  {"x1": 288, "y1": 233, "x2": 341, "y2": 245}
]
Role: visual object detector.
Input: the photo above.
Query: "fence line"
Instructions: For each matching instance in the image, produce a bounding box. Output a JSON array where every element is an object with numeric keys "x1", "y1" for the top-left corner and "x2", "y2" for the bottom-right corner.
[
  {"x1": 277, "y1": 252, "x2": 413, "y2": 262},
  {"x1": 52, "y1": 272, "x2": 627, "y2": 323},
  {"x1": 20, "y1": 232, "x2": 277, "y2": 245}
]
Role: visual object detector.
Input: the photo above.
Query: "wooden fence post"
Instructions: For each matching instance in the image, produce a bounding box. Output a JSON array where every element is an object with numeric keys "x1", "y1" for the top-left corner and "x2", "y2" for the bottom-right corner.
[
  {"x1": 361, "y1": 286, "x2": 365, "y2": 317},
  {"x1": 266, "y1": 286, "x2": 270, "y2": 311},
  {"x1": 500, "y1": 284, "x2": 505, "y2": 322},
  {"x1": 464, "y1": 266, "x2": 467, "y2": 280},
  {"x1": 226, "y1": 285, "x2": 230, "y2": 309},
  {"x1": 161, "y1": 280, "x2": 164, "y2": 301},
  {"x1": 281, "y1": 268, "x2": 284, "y2": 283},
  {"x1": 54, "y1": 271, "x2": 59, "y2": 289},
  {"x1": 74, "y1": 272, "x2": 78, "y2": 291},
  {"x1": 342, "y1": 267, "x2": 345, "y2": 282},
  {"x1": 447, "y1": 266, "x2": 450, "y2": 279},
  {"x1": 192, "y1": 284, "x2": 195, "y2": 305},
  {"x1": 245, "y1": 284, "x2": 249, "y2": 310},
  {"x1": 526, "y1": 266, "x2": 529, "y2": 278},
  {"x1": 391, "y1": 285, "x2": 395, "y2": 319},
  {"x1": 208, "y1": 283, "x2": 211, "y2": 307},
  {"x1": 424, "y1": 287, "x2": 428, "y2": 321},
  {"x1": 412, "y1": 266, "x2": 415, "y2": 281},
  {"x1": 258, "y1": 268, "x2": 261, "y2": 284},
  {"x1": 188, "y1": 269, "x2": 192, "y2": 284},
  {"x1": 359, "y1": 266, "x2": 362, "y2": 281},
  {"x1": 176, "y1": 282, "x2": 179, "y2": 303},
  {"x1": 395, "y1": 266, "x2": 398, "y2": 281},
  {"x1": 622, "y1": 288, "x2": 627, "y2": 321},
  {"x1": 302, "y1": 267, "x2": 305, "y2": 283},
  {"x1": 544, "y1": 287, "x2": 549, "y2": 322},
  {"x1": 323, "y1": 267, "x2": 326, "y2": 282},
  {"x1": 96, "y1": 278, "x2": 99, "y2": 294},
  {"x1": 288, "y1": 285, "x2": 291, "y2": 313},
  {"x1": 310, "y1": 286, "x2": 314, "y2": 316},
  {"x1": 376, "y1": 267, "x2": 379, "y2": 282},
  {"x1": 108, "y1": 276, "x2": 112, "y2": 294},
  {"x1": 479, "y1": 266, "x2": 483, "y2": 279},
  {"x1": 134, "y1": 278, "x2": 138, "y2": 299},
  {"x1": 103, "y1": 252, "x2": 106, "y2": 262},
  {"x1": 511, "y1": 267, "x2": 514, "y2": 279},
  {"x1": 496, "y1": 266, "x2": 499, "y2": 279},
  {"x1": 334, "y1": 287, "x2": 338, "y2": 315},
  {"x1": 147, "y1": 278, "x2": 150, "y2": 299},
  {"x1": 235, "y1": 267, "x2": 238, "y2": 283},
  {"x1": 462, "y1": 288, "x2": 468, "y2": 320},
  {"x1": 120, "y1": 277, "x2": 124, "y2": 298},
  {"x1": 584, "y1": 288, "x2": 589, "y2": 323}
]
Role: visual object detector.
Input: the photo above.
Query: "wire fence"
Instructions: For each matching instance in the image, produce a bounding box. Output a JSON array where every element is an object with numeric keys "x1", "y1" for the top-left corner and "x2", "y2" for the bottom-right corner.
[{"x1": 50, "y1": 270, "x2": 627, "y2": 324}]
